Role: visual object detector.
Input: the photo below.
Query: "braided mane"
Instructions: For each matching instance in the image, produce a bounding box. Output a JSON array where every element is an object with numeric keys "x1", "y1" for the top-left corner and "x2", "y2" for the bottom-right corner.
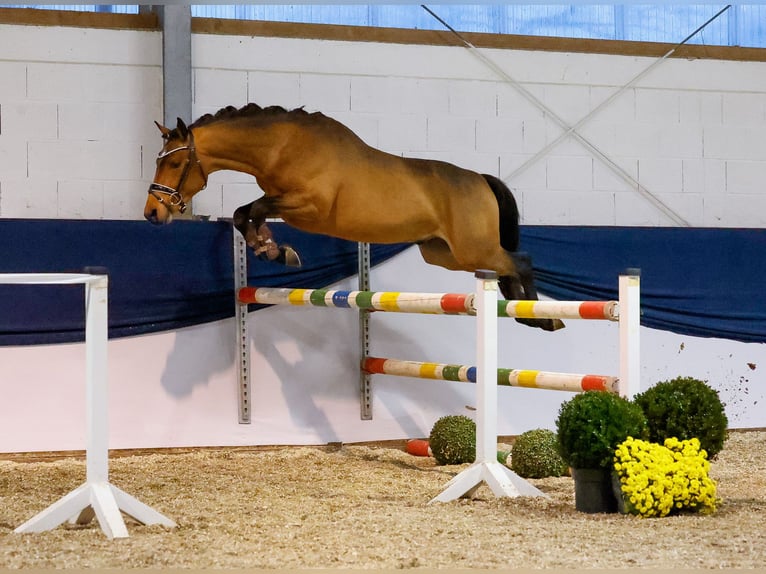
[{"x1": 189, "y1": 103, "x2": 307, "y2": 130}]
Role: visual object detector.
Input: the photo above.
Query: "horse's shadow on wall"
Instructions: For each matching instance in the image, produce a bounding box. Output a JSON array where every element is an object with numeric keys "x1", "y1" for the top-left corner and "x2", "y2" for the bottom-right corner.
[
  {"x1": 250, "y1": 311, "x2": 348, "y2": 442},
  {"x1": 157, "y1": 307, "x2": 471, "y2": 440},
  {"x1": 249, "y1": 308, "x2": 468, "y2": 441},
  {"x1": 159, "y1": 320, "x2": 236, "y2": 399}
]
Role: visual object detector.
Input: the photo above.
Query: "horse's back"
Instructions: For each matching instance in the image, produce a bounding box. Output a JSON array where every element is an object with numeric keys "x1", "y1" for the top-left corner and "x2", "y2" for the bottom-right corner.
[
  {"x1": 266, "y1": 110, "x2": 501, "y2": 245},
  {"x1": 291, "y1": 112, "x2": 488, "y2": 189}
]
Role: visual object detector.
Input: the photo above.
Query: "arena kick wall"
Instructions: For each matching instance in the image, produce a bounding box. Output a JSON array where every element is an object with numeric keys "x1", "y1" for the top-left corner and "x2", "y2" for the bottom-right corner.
[{"x1": 0, "y1": 14, "x2": 764, "y2": 452}]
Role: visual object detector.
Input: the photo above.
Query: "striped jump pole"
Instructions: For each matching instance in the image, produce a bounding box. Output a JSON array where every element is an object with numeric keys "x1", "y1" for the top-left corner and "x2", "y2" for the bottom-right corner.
[
  {"x1": 237, "y1": 287, "x2": 618, "y2": 321},
  {"x1": 238, "y1": 287, "x2": 474, "y2": 314},
  {"x1": 238, "y1": 275, "x2": 640, "y2": 398},
  {"x1": 362, "y1": 357, "x2": 620, "y2": 394}
]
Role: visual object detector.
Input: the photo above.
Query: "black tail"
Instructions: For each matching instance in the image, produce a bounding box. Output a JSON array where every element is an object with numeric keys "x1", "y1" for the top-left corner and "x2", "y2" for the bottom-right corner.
[
  {"x1": 481, "y1": 173, "x2": 520, "y2": 253},
  {"x1": 481, "y1": 174, "x2": 564, "y2": 332}
]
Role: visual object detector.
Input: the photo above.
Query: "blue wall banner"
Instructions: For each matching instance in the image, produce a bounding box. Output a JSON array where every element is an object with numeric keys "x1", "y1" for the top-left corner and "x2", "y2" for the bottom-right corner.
[{"x1": 1, "y1": 220, "x2": 764, "y2": 345}]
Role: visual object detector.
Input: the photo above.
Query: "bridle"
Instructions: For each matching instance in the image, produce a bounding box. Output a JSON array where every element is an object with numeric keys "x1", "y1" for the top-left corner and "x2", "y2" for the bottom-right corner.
[{"x1": 148, "y1": 129, "x2": 208, "y2": 214}]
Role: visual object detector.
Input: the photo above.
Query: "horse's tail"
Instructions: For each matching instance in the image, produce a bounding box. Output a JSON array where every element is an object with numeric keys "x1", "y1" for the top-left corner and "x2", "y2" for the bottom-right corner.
[
  {"x1": 481, "y1": 173, "x2": 519, "y2": 252},
  {"x1": 481, "y1": 174, "x2": 565, "y2": 332}
]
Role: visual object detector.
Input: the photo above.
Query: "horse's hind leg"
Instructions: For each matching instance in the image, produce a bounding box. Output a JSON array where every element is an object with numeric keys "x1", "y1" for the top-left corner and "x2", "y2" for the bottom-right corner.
[
  {"x1": 417, "y1": 238, "x2": 464, "y2": 272},
  {"x1": 418, "y1": 239, "x2": 563, "y2": 331},
  {"x1": 499, "y1": 252, "x2": 564, "y2": 332},
  {"x1": 233, "y1": 198, "x2": 301, "y2": 267}
]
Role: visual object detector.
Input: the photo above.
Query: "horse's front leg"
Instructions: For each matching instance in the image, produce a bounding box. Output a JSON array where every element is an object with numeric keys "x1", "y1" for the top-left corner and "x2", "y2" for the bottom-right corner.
[{"x1": 233, "y1": 198, "x2": 301, "y2": 267}]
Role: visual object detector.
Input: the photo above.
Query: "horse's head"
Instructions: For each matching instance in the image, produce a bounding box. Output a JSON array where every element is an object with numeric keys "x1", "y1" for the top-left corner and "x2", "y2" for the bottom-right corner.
[{"x1": 144, "y1": 118, "x2": 208, "y2": 224}]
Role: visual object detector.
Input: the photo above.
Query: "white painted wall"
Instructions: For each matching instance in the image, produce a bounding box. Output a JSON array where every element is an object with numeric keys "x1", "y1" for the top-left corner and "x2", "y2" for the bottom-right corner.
[
  {"x1": 0, "y1": 24, "x2": 162, "y2": 219},
  {"x1": 191, "y1": 33, "x2": 766, "y2": 227},
  {"x1": 2, "y1": 23, "x2": 766, "y2": 225},
  {"x1": 0, "y1": 21, "x2": 764, "y2": 453}
]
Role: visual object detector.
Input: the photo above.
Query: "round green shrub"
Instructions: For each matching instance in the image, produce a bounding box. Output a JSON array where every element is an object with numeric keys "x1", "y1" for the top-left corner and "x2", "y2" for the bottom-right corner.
[
  {"x1": 556, "y1": 390, "x2": 648, "y2": 470},
  {"x1": 633, "y1": 376, "x2": 728, "y2": 458},
  {"x1": 429, "y1": 415, "x2": 476, "y2": 465},
  {"x1": 510, "y1": 428, "x2": 568, "y2": 478}
]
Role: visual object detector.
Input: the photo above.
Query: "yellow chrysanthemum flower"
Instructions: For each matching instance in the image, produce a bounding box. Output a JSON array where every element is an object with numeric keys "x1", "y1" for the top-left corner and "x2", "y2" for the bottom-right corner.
[{"x1": 613, "y1": 437, "x2": 720, "y2": 518}]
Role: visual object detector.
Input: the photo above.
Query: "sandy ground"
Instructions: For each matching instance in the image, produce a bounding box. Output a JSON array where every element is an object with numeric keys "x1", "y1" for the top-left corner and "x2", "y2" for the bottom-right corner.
[{"x1": 0, "y1": 431, "x2": 764, "y2": 569}]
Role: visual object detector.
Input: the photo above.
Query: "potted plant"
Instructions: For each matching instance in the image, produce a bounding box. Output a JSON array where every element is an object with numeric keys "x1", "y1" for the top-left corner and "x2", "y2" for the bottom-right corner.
[
  {"x1": 633, "y1": 376, "x2": 729, "y2": 458},
  {"x1": 556, "y1": 391, "x2": 648, "y2": 513},
  {"x1": 613, "y1": 436, "x2": 720, "y2": 517}
]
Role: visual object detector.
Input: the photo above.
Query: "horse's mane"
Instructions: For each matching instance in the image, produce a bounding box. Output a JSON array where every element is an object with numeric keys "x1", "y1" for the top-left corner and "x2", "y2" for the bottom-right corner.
[{"x1": 189, "y1": 103, "x2": 309, "y2": 130}]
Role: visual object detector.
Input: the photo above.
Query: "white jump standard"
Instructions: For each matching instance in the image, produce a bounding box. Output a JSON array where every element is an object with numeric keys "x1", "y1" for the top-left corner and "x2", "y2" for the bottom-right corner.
[
  {"x1": 429, "y1": 271, "x2": 548, "y2": 502},
  {"x1": 1, "y1": 273, "x2": 176, "y2": 539}
]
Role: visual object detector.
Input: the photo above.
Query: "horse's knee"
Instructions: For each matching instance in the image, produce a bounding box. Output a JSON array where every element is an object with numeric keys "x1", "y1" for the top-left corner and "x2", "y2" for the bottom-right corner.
[{"x1": 233, "y1": 203, "x2": 248, "y2": 225}]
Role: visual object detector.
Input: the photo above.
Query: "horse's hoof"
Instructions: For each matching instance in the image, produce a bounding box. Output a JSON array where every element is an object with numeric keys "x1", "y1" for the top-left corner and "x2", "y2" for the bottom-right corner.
[
  {"x1": 549, "y1": 318, "x2": 566, "y2": 331},
  {"x1": 515, "y1": 317, "x2": 565, "y2": 332},
  {"x1": 283, "y1": 246, "x2": 302, "y2": 267},
  {"x1": 253, "y1": 242, "x2": 282, "y2": 262}
]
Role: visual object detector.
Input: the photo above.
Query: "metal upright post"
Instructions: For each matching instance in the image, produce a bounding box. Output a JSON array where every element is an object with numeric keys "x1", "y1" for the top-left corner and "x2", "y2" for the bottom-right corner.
[
  {"x1": 234, "y1": 231, "x2": 251, "y2": 423},
  {"x1": 358, "y1": 242, "x2": 372, "y2": 420}
]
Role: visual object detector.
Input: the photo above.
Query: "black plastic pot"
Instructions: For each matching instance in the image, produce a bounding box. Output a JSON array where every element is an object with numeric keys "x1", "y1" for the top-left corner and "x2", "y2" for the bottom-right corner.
[{"x1": 571, "y1": 467, "x2": 618, "y2": 513}]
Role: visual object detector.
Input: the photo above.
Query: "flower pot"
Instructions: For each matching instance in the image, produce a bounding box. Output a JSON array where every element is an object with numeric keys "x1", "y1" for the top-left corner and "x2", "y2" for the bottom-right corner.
[
  {"x1": 571, "y1": 468, "x2": 618, "y2": 513},
  {"x1": 611, "y1": 472, "x2": 630, "y2": 514}
]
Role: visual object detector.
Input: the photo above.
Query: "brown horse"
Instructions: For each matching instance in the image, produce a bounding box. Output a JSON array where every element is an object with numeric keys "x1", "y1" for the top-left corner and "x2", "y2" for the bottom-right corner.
[{"x1": 145, "y1": 103, "x2": 563, "y2": 331}]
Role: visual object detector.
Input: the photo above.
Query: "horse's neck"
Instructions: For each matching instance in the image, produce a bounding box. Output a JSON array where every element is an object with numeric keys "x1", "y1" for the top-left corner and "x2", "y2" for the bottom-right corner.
[{"x1": 194, "y1": 122, "x2": 286, "y2": 178}]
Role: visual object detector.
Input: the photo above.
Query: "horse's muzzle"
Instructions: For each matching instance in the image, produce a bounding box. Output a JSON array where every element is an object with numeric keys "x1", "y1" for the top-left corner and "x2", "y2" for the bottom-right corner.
[
  {"x1": 144, "y1": 204, "x2": 172, "y2": 225},
  {"x1": 145, "y1": 211, "x2": 160, "y2": 225}
]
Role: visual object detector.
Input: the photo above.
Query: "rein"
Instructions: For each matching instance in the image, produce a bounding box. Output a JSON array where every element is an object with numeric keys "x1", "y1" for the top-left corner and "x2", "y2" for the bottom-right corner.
[{"x1": 148, "y1": 129, "x2": 208, "y2": 214}]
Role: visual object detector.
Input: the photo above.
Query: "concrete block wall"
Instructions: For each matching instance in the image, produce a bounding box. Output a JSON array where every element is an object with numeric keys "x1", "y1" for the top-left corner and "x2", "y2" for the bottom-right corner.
[
  {"x1": 1, "y1": 21, "x2": 765, "y2": 226},
  {"x1": 0, "y1": 23, "x2": 162, "y2": 219},
  {"x1": 191, "y1": 34, "x2": 766, "y2": 227}
]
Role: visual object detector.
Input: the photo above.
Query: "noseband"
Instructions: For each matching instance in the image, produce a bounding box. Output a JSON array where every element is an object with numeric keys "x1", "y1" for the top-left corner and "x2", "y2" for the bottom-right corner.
[{"x1": 148, "y1": 129, "x2": 208, "y2": 214}]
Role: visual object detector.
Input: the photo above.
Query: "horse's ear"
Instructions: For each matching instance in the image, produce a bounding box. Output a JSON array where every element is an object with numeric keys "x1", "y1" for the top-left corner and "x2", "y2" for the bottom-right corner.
[
  {"x1": 176, "y1": 117, "x2": 189, "y2": 139},
  {"x1": 154, "y1": 121, "x2": 172, "y2": 138}
]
